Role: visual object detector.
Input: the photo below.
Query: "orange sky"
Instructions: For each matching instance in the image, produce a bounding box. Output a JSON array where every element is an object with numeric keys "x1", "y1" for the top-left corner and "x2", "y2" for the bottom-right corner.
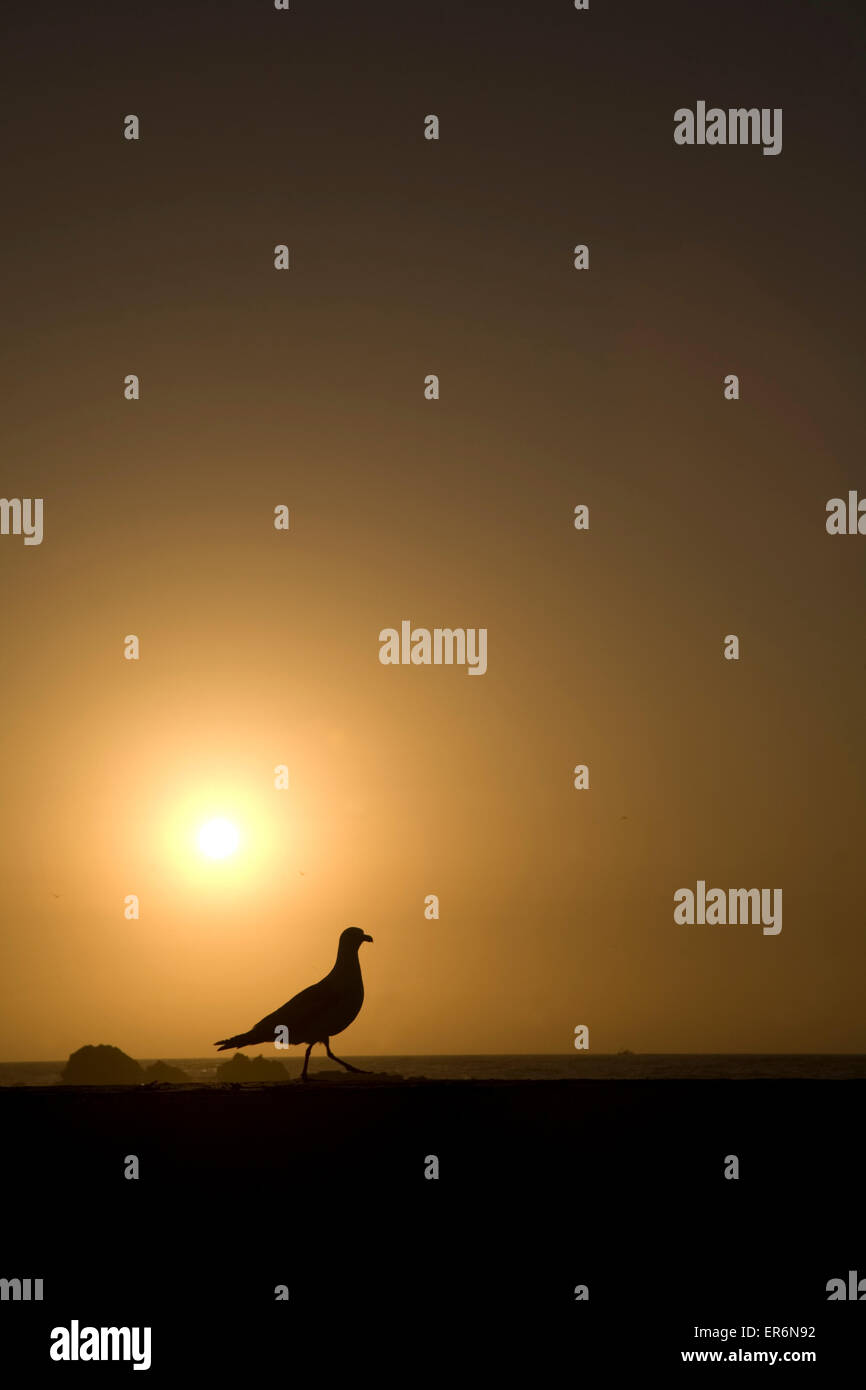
[{"x1": 1, "y1": 0, "x2": 864, "y2": 1059}]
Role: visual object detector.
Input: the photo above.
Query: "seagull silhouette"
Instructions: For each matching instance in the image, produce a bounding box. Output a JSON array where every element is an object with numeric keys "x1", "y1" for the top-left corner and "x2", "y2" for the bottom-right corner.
[{"x1": 214, "y1": 927, "x2": 373, "y2": 1081}]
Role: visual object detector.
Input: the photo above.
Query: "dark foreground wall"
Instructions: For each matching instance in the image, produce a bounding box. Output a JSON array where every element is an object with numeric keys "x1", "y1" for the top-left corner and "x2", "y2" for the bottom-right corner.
[{"x1": 0, "y1": 1078, "x2": 862, "y2": 1373}]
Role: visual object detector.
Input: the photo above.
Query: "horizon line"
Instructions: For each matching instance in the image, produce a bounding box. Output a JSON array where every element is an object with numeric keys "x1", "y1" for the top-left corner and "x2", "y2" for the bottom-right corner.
[{"x1": 3, "y1": 1049, "x2": 866, "y2": 1064}]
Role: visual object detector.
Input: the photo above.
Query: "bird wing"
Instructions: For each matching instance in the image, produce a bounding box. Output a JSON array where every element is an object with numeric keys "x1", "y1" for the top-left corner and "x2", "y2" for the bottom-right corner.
[{"x1": 254, "y1": 972, "x2": 344, "y2": 1042}]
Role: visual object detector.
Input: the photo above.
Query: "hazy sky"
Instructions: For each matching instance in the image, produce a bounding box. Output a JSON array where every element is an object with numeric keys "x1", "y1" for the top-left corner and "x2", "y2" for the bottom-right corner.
[{"x1": 1, "y1": 1, "x2": 864, "y2": 1059}]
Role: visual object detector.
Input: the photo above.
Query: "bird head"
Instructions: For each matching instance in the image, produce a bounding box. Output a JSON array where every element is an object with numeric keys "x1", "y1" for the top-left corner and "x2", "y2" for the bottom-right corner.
[{"x1": 340, "y1": 926, "x2": 373, "y2": 950}]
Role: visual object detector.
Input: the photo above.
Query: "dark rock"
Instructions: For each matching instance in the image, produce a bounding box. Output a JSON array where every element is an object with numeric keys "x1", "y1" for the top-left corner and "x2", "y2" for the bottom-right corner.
[
  {"x1": 143, "y1": 1061, "x2": 190, "y2": 1084},
  {"x1": 215, "y1": 1052, "x2": 289, "y2": 1084},
  {"x1": 62, "y1": 1045, "x2": 144, "y2": 1086}
]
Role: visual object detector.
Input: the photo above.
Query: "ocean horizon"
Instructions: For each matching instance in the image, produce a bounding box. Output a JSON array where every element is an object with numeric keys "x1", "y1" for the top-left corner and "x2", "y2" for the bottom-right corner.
[{"x1": 3, "y1": 1053, "x2": 866, "y2": 1085}]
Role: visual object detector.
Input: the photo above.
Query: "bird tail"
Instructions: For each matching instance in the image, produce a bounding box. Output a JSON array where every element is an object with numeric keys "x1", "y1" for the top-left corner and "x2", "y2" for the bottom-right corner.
[{"x1": 214, "y1": 1032, "x2": 252, "y2": 1052}]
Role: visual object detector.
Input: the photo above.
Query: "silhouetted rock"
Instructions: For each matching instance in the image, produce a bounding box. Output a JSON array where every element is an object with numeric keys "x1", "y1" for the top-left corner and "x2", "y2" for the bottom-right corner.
[
  {"x1": 216, "y1": 1052, "x2": 289, "y2": 1083},
  {"x1": 143, "y1": 1060, "x2": 190, "y2": 1083},
  {"x1": 62, "y1": 1045, "x2": 143, "y2": 1086}
]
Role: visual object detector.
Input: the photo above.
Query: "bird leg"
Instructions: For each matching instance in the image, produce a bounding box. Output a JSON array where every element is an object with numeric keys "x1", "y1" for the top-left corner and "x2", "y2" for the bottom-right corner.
[
  {"x1": 300, "y1": 1042, "x2": 314, "y2": 1082},
  {"x1": 325, "y1": 1041, "x2": 368, "y2": 1074}
]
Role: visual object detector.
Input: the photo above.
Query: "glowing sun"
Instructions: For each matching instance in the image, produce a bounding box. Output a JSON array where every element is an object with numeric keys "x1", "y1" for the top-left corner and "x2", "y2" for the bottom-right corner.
[{"x1": 197, "y1": 817, "x2": 241, "y2": 860}]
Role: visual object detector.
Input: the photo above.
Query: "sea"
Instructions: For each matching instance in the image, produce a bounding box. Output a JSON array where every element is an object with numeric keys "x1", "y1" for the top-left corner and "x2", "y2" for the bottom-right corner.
[{"x1": 1, "y1": 1054, "x2": 865, "y2": 1085}]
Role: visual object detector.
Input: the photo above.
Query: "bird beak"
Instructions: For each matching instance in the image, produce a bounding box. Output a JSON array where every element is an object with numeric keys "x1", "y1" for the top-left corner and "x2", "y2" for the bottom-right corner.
[{"x1": 362, "y1": 934, "x2": 373, "y2": 943}]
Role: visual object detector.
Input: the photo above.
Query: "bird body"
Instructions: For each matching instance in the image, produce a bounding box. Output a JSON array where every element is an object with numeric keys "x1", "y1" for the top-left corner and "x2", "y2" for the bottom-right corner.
[{"x1": 214, "y1": 927, "x2": 373, "y2": 1079}]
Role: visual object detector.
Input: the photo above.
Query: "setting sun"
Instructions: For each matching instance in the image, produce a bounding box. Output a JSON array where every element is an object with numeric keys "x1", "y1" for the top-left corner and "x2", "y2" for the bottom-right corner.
[{"x1": 197, "y1": 817, "x2": 241, "y2": 860}]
